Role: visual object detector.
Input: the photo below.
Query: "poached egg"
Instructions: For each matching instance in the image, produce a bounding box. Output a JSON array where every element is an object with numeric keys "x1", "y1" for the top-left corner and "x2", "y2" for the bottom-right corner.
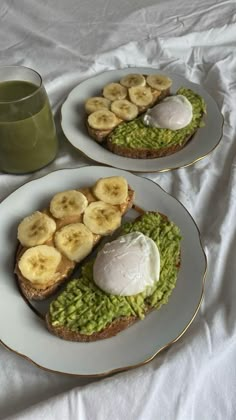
[
  {"x1": 142, "y1": 94, "x2": 193, "y2": 130},
  {"x1": 93, "y1": 232, "x2": 160, "y2": 296}
]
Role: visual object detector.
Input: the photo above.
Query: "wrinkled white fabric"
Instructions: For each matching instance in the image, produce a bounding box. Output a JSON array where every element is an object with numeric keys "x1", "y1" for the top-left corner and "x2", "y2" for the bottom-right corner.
[{"x1": 1, "y1": 0, "x2": 236, "y2": 419}]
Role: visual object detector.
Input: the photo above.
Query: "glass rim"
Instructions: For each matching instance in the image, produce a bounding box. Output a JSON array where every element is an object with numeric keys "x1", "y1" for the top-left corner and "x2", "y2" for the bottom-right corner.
[{"x1": 0, "y1": 65, "x2": 43, "y2": 104}]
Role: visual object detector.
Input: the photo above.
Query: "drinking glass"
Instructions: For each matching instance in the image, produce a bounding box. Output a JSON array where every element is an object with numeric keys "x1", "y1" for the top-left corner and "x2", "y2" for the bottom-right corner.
[{"x1": 0, "y1": 66, "x2": 58, "y2": 174}]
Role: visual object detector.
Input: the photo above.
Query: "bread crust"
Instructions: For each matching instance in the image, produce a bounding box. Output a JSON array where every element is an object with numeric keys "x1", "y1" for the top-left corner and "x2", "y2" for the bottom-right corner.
[
  {"x1": 106, "y1": 131, "x2": 197, "y2": 159},
  {"x1": 86, "y1": 119, "x2": 122, "y2": 144},
  {"x1": 15, "y1": 186, "x2": 135, "y2": 301},
  {"x1": 16, "y1": 268, "x2": 75, "y2": 301},
  {"x1": 45, "y1": 312, "x2": 138, "y2": 342}
]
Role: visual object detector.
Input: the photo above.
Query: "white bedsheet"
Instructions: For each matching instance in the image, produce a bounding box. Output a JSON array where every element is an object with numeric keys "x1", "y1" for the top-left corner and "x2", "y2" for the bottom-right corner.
[{"x1": 1, "y1": 0, "x2": 236, "y2": 418}]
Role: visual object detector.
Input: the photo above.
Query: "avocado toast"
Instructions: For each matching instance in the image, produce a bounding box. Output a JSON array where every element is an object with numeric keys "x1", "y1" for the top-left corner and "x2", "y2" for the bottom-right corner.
[
  {"x1": 107, "y1": 88, "x2": 206, "y2": 158},
  {"x1": 46, "y1": 212, "x2": 182, "y2": 342}
]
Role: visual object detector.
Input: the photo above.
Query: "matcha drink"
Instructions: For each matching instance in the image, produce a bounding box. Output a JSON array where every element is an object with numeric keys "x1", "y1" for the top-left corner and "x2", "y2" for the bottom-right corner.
[{"x1": 0, "y1": 67, "x2": 58, "y2": 174}]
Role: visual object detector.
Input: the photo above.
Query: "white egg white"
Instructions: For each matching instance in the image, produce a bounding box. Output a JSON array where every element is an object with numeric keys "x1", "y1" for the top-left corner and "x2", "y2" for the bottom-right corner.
[
  {"x1": 93, "y1": 232, "x2": 160, "y2": 296},
  {"x1": 142, "y1": 94, "x2": 193, "y2": 130}
]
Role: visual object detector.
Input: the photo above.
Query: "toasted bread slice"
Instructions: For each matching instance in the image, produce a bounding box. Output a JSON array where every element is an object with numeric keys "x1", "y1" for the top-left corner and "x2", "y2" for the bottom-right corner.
[
  {"x1": 15, "y1": 182, "x2": 135, "y2": 301},
  {"x1": 46, "y1": 313, "x2": 138, "y2": 342},
  {"x1": 106, "y1": 88, "x2": 206, "y2": 159},
  {"x1": 86, "y1": 118, "x2": 122, "y2": 144},
  {"x1": 86, "y1": 82, "x2": 171, "y2": 145},
  {"x1": 107, "y1": 131, "x2": 198, "y2": 159},
  {"x1": 46, "y1": 212, "x2": 182, "y2": 342}
]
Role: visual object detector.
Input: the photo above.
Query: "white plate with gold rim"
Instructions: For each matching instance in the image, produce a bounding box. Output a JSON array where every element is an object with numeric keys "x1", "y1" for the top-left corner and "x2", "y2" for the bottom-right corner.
[
  {"x1": 0, "y1": 166, "x2": 207, "y2": 376},
  {"x1": 61, "y1": 67, "x2": 223, "y2": 173}
]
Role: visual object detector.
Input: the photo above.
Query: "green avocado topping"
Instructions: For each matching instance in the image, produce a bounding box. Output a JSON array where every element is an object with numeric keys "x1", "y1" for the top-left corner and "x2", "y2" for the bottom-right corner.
[
  {"x1": 49, "y1": 213, "x2": 181, "y2": 335},
  {"x1": 108, "y1": 88, "x2": 206, "y2": 149}
]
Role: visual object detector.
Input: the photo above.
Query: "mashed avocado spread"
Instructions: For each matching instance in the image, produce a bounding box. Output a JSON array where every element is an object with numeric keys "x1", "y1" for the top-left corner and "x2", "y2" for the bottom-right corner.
[
  {"x1": 49, "y1": 213, "x2": 181, "y2": 335},
  {"x1": 108, "y1": 88, "x2": 206, "y2": 149}
]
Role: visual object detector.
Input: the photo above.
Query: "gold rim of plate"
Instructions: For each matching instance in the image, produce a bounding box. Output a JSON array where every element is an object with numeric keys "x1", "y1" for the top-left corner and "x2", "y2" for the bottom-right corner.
[
  {"x1": 0, "y1": 168, "x2": 207, "y2": 377},
  {"x1": 60, "y1": 70, "x2": 224, "y2": 173}
]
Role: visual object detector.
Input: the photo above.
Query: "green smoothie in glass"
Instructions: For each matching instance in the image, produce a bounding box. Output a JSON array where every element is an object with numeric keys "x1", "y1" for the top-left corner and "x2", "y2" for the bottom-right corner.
[{"x1": 0, "y1": 66, "x2": 58, "y2": 174}]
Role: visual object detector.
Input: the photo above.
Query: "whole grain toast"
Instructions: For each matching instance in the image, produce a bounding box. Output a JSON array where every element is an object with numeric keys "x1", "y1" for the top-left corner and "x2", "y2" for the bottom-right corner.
[
  {"x1": 106, "y1": 130, "x2": 197, "y2": 159},
  {"x1": 106, "y1": 88, "x2": 206, "y2": 159},
  {"x1": 86, "y1": 77, "x2": 171, "y2": 145},
  {"x1": 46, "y1": 312, "x2": 138, "y2": 342},
  {"x1": 46, "y1": 212, "x2": 182, "y2": 342},
  {"x1": 15, "y1": 184, "x2": 135, "y2": 301},
  {"x1": 86, "y1": 120, "x2": 121, "y2": 144}
]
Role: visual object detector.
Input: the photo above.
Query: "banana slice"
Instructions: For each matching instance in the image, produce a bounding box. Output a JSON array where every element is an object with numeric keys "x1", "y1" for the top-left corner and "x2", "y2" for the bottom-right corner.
[
  {"x1": 18, "y1": 245, "x2": 62, "y2": 284},
  {"x1": 50, "y1": 190, "x2": 88, "y2": 219},
  {"x1": 111, "y1": 99, "x2": 138, "y2": 121},
  {"x1": 87, "y1": 110, "x2": 118, "y2": 130},
  {"x1": 85, "y1": 97, "x2": 110, "y2": 114},
  {"x1": 17, "y1": 211, "x2": 57, "y2": 247},
  {"x1": 120, "y1": 73, "x2": 146, "y2": 88},
  {"x1": 103, "y1": 83, "x2": 127, "y2": 101},
  {"x1": 83, "y1": 201, "x2": 121, "y2": 235},
  {"x1": 93, "y1": 176, "x2": 128, "y2": 205},
  {"x1": 128, "y1": 86, "x2": 153, "y2": 107},
  {"x1": 54, "y1": 223, "x2": 94, "y2": 262},
  {"x1": 146, "y1": 74, "x2": 172, "y2": 91}
]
